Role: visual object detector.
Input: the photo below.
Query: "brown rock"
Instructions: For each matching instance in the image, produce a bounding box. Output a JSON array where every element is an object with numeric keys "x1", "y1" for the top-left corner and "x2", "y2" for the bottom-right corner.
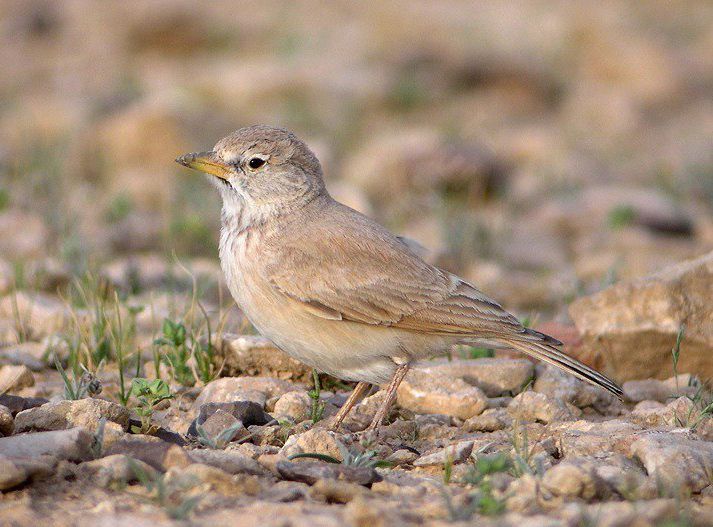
[
  {"x1": 105, "y1": 435, "x2": 191, "y2": 472},
  {"x1": 0, "y1": 404, "x2": 13, "y2": 436},
  {"x1": 630, "y1": 431, "x2": 713, "y2": 493},
  {"x1": 426, "y1": 357, "x2": 534, "y2": 397},
  {"x1": 396, "y1": 367, "x2": 487, "y2": 420},
  {"x1": 276, "y1": 460, "x2": 379, "y2": 486},
  {"x1": 273, "y1": 390, "x2": 312, "y2": 422},
  {"x1": 196, "y1": 376, "x2": 301, "y2": 407},
  {"x1": 542, "y1": 461, "x2": 605, "y2": 500},
  {"x1": 280, "y1": 428, "x2": 345, "y2": 462},
  {"x1": 569, "y1": 251, "x2": 713, "y2": 381}
]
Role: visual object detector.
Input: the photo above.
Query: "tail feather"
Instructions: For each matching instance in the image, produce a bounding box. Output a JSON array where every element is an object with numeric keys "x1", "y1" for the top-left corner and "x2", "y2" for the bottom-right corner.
[{"x1": 501, "y1": 336, "x2": 623, "y2": 400}]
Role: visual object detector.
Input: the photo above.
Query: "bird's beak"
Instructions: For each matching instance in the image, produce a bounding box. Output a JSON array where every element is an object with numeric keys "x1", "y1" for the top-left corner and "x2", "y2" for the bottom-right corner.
[{"x1": 175, "y1": 151, "x2": 231, "y2": 180}]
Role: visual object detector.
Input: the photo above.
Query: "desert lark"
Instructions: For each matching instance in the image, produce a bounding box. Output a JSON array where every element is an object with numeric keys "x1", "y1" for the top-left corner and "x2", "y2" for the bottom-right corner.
[{"x1": 177, "y1": 125, "x2": 622, "y2": 432}]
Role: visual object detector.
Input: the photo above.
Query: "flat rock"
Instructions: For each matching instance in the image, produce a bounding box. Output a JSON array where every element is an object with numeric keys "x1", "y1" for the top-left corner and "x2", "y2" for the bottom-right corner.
[
  {"x1": 0, "y1": 427, "x2": 95, "y2": 461},
  {"x1": 396, "y1": 367, "x2": 487, "y2": 420},
  {"x1": 276, "y1": 460, "x2": 380, "y2": 486},
  {"x1": 0, "y1": 364, "x2": 34, "y2": 392},
  {"x1": 14, "y1": 398, "x2": 130, "y2": 433},
  {"x1": 426, "y1": 357, "x2": 534, "y2": 397},
  {"x1": 542, "y1": 461, "x2": 606, "y2": 500},
  {"x1": 569, "y1": 250, "x2": 713, "y2": 381},
  {"x1": 463, "y1": 408, "x2": 511, "y2": 432}
]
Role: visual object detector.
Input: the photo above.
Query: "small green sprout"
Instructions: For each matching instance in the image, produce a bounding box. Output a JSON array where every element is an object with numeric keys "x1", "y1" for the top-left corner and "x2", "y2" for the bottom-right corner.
[{"x1": 130, "y1": 378, "x2": 173, "y2": 434}]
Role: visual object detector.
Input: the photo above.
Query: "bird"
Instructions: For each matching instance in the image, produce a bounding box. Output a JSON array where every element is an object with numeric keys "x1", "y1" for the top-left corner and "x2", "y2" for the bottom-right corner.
[{"x1": 176, "y1": 125, "x2": 623, "y2": 433}]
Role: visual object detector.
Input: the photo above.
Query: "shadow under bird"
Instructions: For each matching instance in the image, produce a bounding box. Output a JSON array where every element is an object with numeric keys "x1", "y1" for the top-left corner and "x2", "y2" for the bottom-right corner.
[{"x1": 176, "y1": 125, "x2": 623, "y2": 432}]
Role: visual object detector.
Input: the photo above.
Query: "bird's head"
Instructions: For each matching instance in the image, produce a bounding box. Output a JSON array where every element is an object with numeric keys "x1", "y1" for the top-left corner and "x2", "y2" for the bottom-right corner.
[{"x1": 176, "y1": 125, "x2": 326, "y2": 215}]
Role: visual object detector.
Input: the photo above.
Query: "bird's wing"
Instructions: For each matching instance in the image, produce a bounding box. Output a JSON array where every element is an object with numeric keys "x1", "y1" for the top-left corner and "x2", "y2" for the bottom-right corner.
[{"x1": 261, "y1": 204, "x2": 523, "y2": 337}]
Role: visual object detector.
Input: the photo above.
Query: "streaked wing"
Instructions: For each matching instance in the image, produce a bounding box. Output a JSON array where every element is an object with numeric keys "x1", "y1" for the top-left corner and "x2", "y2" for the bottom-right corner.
[{"x1": 262, "y1": 203, "x2": 523, "y2": 338}]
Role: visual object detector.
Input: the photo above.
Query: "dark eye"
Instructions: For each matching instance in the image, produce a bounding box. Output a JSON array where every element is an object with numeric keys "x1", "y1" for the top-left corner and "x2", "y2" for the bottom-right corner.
[{"x1": 248, "y1": 157, "x2": 265, "y2": 169}]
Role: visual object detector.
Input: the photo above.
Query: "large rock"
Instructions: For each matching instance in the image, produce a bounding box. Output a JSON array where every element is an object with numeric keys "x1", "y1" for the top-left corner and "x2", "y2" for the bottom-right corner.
[
  {"x1": 508, "y1": 391, "x2": 582, "y2": 424},
  {"x1": 14, "y1": 398, "x2": 130, "y2": 433},
  {"x1": 396, "y1": 366, "x2": 488, "y2": 420},
  {"x1": 423, "y1": 358, "x2": 534, "y2": 397},
  {"x1": 569, "y1": 251, "x2": 713, "y2": 381}
]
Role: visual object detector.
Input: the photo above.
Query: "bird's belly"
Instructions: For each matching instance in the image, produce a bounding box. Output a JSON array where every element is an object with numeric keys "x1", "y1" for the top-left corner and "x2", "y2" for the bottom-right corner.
[{"x1": 221, "y1": 238, "x2": 451, "y2": 385}]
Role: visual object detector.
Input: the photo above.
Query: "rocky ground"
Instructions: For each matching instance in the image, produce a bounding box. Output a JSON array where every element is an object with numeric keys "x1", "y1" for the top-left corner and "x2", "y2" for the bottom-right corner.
[
  {"x1": 0, "y1": 251, "x2": 712, "y2": 526},
  {"x1": 2, "y1": 1, "x2": 713, "y2": 526}
]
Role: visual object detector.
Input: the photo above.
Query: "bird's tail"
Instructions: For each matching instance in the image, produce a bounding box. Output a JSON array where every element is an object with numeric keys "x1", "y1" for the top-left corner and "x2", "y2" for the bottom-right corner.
[{"x1": 498, "y1": 328, "x2": 623, "y2": 400}]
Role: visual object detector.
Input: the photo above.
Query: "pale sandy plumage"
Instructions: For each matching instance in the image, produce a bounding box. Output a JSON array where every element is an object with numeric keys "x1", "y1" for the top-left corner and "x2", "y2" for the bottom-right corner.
[{"x1": 177, "y1": 125, "x2": 622, "y2": 430}]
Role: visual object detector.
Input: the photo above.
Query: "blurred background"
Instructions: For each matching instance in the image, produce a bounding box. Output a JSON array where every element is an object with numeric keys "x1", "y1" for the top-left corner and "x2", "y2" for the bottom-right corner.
[{"x1": 1, "y1": 0, "x2": 712, "y2": 321}]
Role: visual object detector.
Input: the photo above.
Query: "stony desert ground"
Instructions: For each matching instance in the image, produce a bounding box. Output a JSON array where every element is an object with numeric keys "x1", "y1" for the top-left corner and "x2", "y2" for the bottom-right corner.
[{"x1": 1, "y1": 2, "x2": 713, "y2": 526}]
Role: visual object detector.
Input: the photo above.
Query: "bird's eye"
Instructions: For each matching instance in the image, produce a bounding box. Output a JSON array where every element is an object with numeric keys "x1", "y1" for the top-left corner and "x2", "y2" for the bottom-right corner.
[{"x1": 248, "y1": 157, "x2": 265, "y2": 169}]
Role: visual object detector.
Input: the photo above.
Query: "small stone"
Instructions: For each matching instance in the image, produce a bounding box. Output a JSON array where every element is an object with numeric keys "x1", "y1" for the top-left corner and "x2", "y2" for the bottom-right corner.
[
  {"x1": 542, "y1": 462, "x2": 603, "y2": 500},
  {"x1": 0, "y1": 427, "x2": 95, "y2": 461},
  {"x1": 197, "y1": 409, "x2": 245, "y2": 441},
  {"x1": 105, "y1": 435, "x2": 191, "y2": 472},
  {"x1": 463, "y1": 408, "x2": 511, "y2": 432},
  {"x1": 397, "y1": 368, "x2": 487, "y2": 420},
  {"x1": 413, "y1": 440, "x2": 474, "y2": 467},
  {"x1": 273, "y1": 390, "x2": 312, "y2": 422},
  {"x1": 78, "y1": 454, "x2": 158, "y2": 488},
  {"x1": 187, "y1": 401, "x2": 272, "y2": 437},
  {"x1": 195, "y1": 376, "x2": 300, "y2": 407},
  {"x1": 0, "y1": 404, "x2": 13, "y2": 436},
  {"x1": 280, "y1": 428, "x2": 345, "y2": 462},
  {"x1": 385, "y1": 449, "x2": 419, "y2": 466},
  {"x1": 0, "y1": 365, "x2": 34, "y2": 392},
  {"x1": 276, "y1": 460, "x2": 379, "y2": 486},
  {"x1": 14, "y1": 398, "x2": 130, "y2": 433},
  {"x1": 508, "y1": 391, "x2": 582, "y2": 424}
]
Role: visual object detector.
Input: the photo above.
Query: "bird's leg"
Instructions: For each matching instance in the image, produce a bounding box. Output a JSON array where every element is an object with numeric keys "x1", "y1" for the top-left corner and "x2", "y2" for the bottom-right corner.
[
  {"x1": 365, "y1": 363, "x2": 411, "y2": 432},
  {"x1": 329, "y1": 381, "x2": 371, "y2": 431}
]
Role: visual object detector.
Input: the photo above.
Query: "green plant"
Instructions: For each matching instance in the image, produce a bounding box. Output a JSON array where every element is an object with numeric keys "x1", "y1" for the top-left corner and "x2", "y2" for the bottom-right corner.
[
  {"x1": 154, "y1": 318, "x2": 193, "y2": 386},
  {"x1": 54, "y1": 356, "x2": 102, "y2": 400},
  {"x1": 608, "y1": 204, "x2": 636, "y2": 229},
  {"x1": 130, "y1": 378, "x2": 173, "y2": 434},
  {"x1": 195, "y1": 421, "x2": 244, "y2": 449},
  {"x1": 308, "y1": 369, "x2": 325, "y2": 424},
  {"x1": 129, "y1": 459, "x2": 200, "y2": 520}
]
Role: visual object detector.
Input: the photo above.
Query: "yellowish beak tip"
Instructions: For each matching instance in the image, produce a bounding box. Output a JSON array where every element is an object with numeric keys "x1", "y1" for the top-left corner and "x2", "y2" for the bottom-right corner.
[{"x1": 175, "y1": 151, "x2": 231, "y2": 179}]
